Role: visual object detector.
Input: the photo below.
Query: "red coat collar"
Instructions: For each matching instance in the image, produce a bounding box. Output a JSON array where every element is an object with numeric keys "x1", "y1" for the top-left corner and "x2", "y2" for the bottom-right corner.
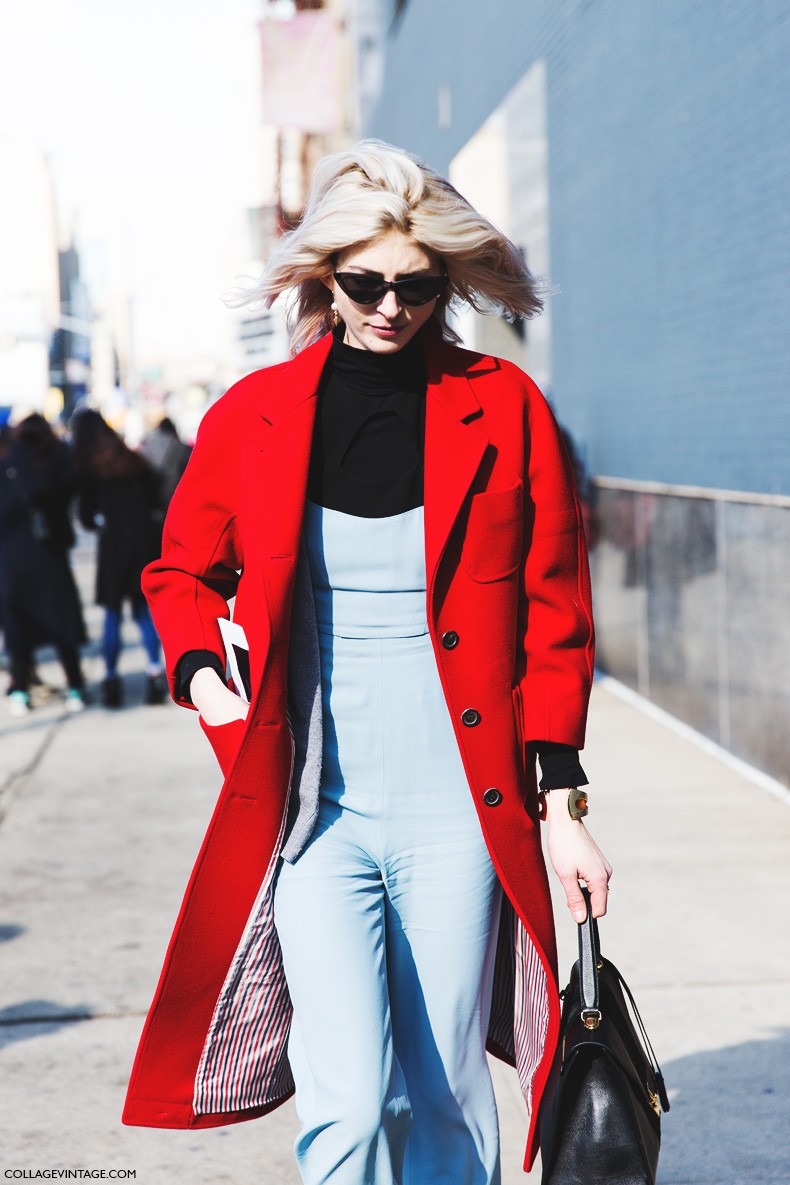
[{"x1": 254, "y1": 329, "x2": 491, "y2": 428}]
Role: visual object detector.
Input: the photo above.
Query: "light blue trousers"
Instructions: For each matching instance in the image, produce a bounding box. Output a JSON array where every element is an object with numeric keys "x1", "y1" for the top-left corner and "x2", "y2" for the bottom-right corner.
[{"x1": 274, "y1": 625, "x2": 503, "y2": 1185}]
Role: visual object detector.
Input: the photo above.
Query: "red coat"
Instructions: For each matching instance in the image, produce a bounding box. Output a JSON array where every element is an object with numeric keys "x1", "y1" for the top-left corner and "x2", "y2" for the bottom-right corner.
[{"x1": 122, "y1": 330, "x2": 594, "y2": 1171}]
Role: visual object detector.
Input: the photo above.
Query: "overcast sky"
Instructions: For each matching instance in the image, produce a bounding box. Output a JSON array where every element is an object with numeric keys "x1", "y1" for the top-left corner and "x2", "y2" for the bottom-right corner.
[{"x1": 0, "y1": 0, "x2": 267, "y2": 380}]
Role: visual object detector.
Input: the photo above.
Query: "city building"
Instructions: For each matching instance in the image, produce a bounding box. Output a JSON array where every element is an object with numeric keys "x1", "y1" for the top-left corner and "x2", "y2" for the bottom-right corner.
[
  {"x1": 228, "y1": 0, "x2": 386, "y2": 374},
  {"x1": 49, "y1": 244, "x2": 92, "y2": 418},
  {"x1": 364, "y1": 0, "x2": 790, "y2": 786},
  {"x1": 0, "y1": 140, "x2": 60, "y2": 419}
]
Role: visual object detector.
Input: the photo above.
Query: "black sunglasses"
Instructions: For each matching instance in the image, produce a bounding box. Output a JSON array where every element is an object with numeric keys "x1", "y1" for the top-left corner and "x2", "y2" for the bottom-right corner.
[{"x1": 333, "y1": 271, "x2": 449, "y2": 307}]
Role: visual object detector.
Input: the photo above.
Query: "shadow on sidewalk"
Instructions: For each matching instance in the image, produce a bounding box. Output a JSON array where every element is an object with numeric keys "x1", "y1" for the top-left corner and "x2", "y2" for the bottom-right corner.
[
  {"x1": 0, "y1": 923, "x2": 25, "y2": 943},
  {"x1": 659, "y1": 1028, "x2": 789, "y2": 1183},
  {"x1": 0, "y1": 1000, "x2": 94, "y2": 1050}
]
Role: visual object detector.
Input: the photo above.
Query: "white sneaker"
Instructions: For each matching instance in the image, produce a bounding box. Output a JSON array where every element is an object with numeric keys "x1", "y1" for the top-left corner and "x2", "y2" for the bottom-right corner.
[
  {"x1": 8, "y1": 690, "x2": 31, "y2": 717},
  {"x1": 64, "y1": 689, "x2": 86, "y2": 713}
]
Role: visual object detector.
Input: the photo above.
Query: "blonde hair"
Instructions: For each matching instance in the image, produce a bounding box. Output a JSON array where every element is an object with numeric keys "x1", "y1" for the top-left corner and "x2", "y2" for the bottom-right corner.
[{"x1": 234, "y1": 139, "x2": 544, "y2": 356}]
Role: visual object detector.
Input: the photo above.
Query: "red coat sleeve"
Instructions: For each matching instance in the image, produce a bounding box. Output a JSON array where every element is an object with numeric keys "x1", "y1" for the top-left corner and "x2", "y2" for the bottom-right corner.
[
  {"x1": 517, "y1": 375, "x2": 595, "y2": 749},
  {"x1": 141, "y1": 399, "x2": 242, "y2": 706}
]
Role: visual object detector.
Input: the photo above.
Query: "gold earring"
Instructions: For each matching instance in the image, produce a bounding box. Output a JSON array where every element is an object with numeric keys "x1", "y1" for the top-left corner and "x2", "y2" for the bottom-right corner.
[{"x1": 330, "y1": 302, "x2": 340, "y2": 328}]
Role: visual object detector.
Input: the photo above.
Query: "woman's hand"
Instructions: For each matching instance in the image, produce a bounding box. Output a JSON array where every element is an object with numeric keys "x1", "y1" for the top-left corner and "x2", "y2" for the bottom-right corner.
[
  {"x1": 190, "y1": 666, "x2": 249, "y2": 727},
  {"x1": 545, "y1": 788, "x2": 612, "y2": 922}
]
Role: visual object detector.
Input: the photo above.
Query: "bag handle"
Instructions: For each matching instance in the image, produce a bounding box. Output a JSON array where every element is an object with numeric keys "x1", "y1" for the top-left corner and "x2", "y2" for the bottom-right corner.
[
  {"x1": 577, "y1": 885, "x2": 601, "y2": 1025},
  {"x1": 576, "y1": 885, "x2": 670, "y2": 1112}
]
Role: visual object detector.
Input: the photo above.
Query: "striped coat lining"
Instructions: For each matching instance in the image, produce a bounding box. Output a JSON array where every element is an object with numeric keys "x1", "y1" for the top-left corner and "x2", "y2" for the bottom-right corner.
[
  {"x1": 485, "y1": 897, "x2": 550, "y2": 1117},
  {"x1": 193, "y1": 858, "x2": 548, "y2": 1121},
  {"x1": 193, "y1": 732, "x2": 295, "y2": 1116}
]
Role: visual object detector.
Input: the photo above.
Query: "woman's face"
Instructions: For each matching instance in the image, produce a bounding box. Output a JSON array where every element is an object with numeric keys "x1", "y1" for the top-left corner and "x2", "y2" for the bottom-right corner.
[{"x1": 329, "y1": 229, "x2": 444, "y2": 353}]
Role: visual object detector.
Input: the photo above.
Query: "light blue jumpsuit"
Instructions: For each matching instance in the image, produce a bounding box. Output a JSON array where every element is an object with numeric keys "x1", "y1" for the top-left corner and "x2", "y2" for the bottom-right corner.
[{"x1": 274, "y1": 500, "x2": 503, "y2": 1185}]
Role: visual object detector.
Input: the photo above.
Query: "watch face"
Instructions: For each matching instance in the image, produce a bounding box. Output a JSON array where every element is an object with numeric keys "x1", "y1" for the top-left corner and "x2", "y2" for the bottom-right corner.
[{"x1": 568, "y1": 789, "x2": 589, "y2": 820}]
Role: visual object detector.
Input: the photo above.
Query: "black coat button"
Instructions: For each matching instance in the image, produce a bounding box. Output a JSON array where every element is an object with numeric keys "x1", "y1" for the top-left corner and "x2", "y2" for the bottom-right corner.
[
  {"x1": 441, "y1": 630, "x2": 459, "y2": 650},
  {"x1": 483, "y1": 787, "x2": 503, "y2": 807},
  {"x1": 461, "y1": 708, "x2": 481, "y2": 727}
]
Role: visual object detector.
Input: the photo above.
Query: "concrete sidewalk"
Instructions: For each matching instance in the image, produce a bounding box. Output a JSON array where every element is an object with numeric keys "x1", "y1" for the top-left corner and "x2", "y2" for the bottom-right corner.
[{"x1": 0, "y1": 627, "x2": 788, "y2": 1184}]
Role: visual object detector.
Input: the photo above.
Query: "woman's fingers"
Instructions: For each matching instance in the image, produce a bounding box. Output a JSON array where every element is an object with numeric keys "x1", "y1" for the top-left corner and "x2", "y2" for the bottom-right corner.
[
  {"x1": 586, "y1": 872, "x2": 611, "y2": 920},
  {"x1": 561, "y1": 867, "x2": 609, "y2": 922},
  {"x1": 560, "y1": 874, "x2": 590, "y2": 923},
  {"x1": 579, "y1": 849, "x2": 612, "y2": 920}
]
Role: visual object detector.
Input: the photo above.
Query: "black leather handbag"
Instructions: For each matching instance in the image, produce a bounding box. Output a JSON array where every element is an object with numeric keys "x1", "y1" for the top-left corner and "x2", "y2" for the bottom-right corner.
[{"x1": 539, "y1": 889, "x2": 670, "y2": 1185}]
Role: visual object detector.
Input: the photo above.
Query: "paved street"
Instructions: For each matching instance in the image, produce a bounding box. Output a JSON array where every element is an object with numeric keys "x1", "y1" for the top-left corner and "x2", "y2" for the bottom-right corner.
[{"x1": 1, "y1": 554, "x2": 788, "y2": 1184}]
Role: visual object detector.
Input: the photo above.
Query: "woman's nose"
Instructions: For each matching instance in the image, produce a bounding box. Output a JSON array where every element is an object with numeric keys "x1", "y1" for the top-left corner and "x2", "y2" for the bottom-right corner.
[{"x1": 377, "y1": 289, "x2": 402, "y2": 319}]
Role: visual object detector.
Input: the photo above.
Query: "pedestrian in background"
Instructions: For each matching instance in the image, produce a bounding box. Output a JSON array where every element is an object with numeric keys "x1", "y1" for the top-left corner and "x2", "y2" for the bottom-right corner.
[
  {"x1": 0, "y1": 413, "x2": 88, "y2": 714},
  {"x1": 71, "y1": 409, "x2": 167, "y2": 708},
  {"x1": 559, "y1": 424, "x2": 600, "y2": 550},
  {"x1": 124, "y1": 140, "x2": 611, "y2": 1183},
  {"x1": 140, "y1": 415, "x2": 192, "y2": 531}
]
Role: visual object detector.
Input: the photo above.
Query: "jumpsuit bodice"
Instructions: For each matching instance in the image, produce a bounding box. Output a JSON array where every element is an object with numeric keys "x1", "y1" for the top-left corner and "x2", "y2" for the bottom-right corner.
[
  {"x1": 303, "y1": 499, "x2": 428, "y2": 640},
  {"x1": 302, "y1": 497, "x2": 463, "y2": 808}
]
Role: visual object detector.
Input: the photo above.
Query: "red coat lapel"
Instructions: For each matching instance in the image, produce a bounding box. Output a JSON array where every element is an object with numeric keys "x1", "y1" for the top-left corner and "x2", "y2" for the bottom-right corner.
[
  {"x1": 248, "y1": 333, "x2": 332, "y2": 561},
  {"x1": 238, "y1": 335, "x2": 331, "y2": 697},
  {"x1": 423, "y1": 334, "x2": 490, "y2": 602},
  {"x1": 245, "y1": 334, "x2": 331, "y2": 583}
]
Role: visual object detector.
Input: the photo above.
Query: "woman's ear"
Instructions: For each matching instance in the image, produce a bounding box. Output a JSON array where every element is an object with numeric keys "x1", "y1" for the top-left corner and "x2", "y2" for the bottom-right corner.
[{"x1": 320, "y1": 273, "x2": 334, "y2": 293}]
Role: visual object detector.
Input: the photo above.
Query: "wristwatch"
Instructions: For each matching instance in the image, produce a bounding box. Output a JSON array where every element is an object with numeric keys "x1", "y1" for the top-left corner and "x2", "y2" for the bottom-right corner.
[
  {"x1": 567, "y1": 788, "x2": 589, "y2": 820},
  {"x1": 539, "y1": 787, "x2": 589, "y2": 821}
]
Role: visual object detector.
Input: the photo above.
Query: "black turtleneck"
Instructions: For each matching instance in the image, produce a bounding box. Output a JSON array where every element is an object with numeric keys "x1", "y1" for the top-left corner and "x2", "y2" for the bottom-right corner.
[
  {"x1": 307, "y1": 326, "x2": 427, "y2": 517},
  {"x1": 176, "y1": 326, "x2": 587, "y2": 793}
]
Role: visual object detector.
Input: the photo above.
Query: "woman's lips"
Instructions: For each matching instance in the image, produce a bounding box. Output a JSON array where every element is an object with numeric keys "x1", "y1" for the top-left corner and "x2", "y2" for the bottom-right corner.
[{"x1": 370, "y1": 324, "x2": 405, "y2": 337}]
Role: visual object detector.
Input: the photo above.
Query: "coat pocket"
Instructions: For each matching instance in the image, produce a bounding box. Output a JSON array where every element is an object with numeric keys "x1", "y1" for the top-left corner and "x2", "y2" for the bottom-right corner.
[
  {"x1": 199, "y1": 715, "x2": 247, "y2": 778},
  {"x1": 462, "y1": 482, "x2": 524, "y2": 583}
]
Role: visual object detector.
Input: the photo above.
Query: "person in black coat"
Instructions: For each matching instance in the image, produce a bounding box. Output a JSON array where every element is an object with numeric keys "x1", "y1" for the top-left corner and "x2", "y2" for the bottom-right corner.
[
  {"x1": 141, "y1": 415, "x2": 192, "y2": 520},
  {"x1": 0, "y1": 414, "x2": 87, "y2": 714},
  {"x1": 71, "y1": 410, "x2": 167, "y2": 708}
]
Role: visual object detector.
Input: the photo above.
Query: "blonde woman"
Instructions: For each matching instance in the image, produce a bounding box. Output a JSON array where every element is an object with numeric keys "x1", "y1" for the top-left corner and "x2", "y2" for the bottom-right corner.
[{"x1": 124, "y1": 140, "x2": 611, "y2": 1184}]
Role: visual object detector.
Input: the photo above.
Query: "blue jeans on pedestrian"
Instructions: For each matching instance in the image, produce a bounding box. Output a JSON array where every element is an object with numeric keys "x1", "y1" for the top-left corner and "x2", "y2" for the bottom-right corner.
[{"x1": 102, "y1": 596, "x2": 161, "y2": 675}]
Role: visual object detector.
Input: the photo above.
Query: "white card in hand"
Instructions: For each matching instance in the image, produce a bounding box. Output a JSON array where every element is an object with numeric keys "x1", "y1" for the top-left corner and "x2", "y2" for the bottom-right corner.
[{"x1": 218, "y1": 618, "x2": 251, "y2": 703}]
